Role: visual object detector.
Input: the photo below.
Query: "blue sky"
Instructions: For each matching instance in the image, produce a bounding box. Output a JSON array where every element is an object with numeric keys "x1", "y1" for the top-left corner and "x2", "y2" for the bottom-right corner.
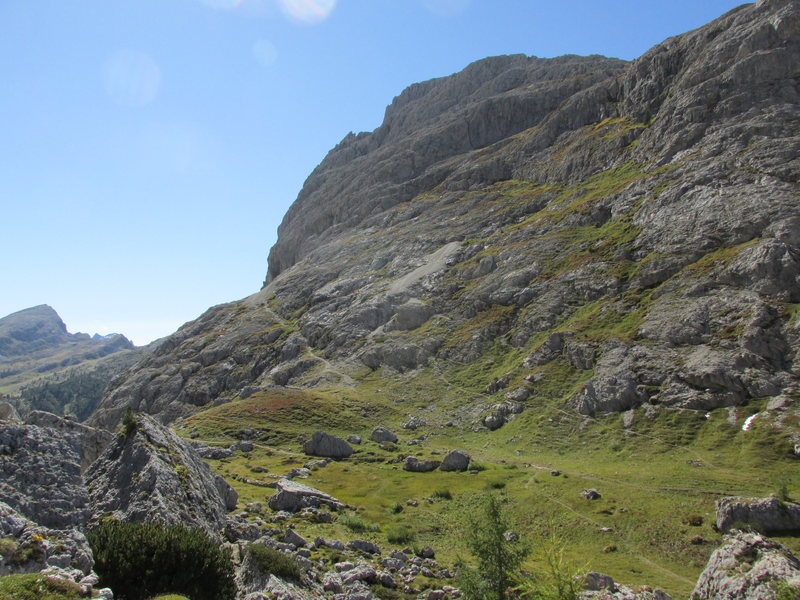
[{"x1": 1, "y1": 0, "x2": 745, "y2": 345}]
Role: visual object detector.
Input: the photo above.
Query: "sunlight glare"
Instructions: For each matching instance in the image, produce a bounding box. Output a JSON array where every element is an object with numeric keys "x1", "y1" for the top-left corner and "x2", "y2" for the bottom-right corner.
[{"x1": 278, "y1": 0, "x2": 337, "y2": 25}]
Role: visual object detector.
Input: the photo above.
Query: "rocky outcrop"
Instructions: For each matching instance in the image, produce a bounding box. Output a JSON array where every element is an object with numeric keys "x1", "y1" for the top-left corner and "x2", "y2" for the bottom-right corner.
[
  {"x1": 692, "y1": 531, "x2": 800, "y2": 600},
  {"x1": 0, "y1": 421, "x2": 90, "y2": 529},
  {"x1": 267, "y1": 479, "x2": 345, "y2": 512},
  {"x1": 85, "y1": 414, "x2": 237, "y2": 538},
  {"x1": 716, "y1": 496, "x2": 800, "y2": 534},
  {"x1": 303, "y1": 431, "x2": 354, "y2": 459},
  {"x1": 25, "y1": 411, "x2": 113, "y2": 472}
]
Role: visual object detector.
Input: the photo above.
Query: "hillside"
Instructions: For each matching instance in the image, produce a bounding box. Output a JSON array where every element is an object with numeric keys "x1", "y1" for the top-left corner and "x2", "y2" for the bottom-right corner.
[
  {"x1": 0, "y1": 305, "x2": 140, "y2": 419},
  {"x1": 84, "y1": 0, "x2": 800, "y2": 595}
]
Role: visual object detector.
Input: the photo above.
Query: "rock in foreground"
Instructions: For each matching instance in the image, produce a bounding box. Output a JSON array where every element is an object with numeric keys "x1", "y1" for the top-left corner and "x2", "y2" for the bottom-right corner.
[{"x1": 85, "y1": 414, "x2": 237, "y2": 538}]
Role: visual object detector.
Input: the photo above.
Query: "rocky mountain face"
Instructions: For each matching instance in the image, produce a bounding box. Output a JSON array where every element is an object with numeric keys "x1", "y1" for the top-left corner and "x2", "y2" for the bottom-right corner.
[
  {"x1": 91, "y1": 0, "x2": 800, "y2": 432},
  {"x1": 0, "y1": 305, "x2": 139, "y2": 421}
]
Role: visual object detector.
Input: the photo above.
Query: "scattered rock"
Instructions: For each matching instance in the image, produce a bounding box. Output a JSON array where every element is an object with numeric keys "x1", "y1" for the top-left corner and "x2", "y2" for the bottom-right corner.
[
  {"x1": 347, "y1": 540, "x2": 381, "y2": 555},
  {"x1": 581, "y1": 489, "x2": 602, "y2": 500},
  {"x1": 267, "y1": 479, "x2": 345, "y2": 513},
  {"x1": 347, "y1": 435, "x2": 362, "y2": 444},
  {"x1": 303, "y1": 431, "x2": 354, "y2": 459},
  {"x1": 402, "y1": 416, "x2": 426, "y2": 430},
  {"x1": 370, "y1": 427, "x2": 398, "y2": 443},
  {"x1": 439, "y1": 450, "x2": 470, "y2": 472},
  {"x1": 403, "y1": 456, "x2": 441, "y2": 472}
]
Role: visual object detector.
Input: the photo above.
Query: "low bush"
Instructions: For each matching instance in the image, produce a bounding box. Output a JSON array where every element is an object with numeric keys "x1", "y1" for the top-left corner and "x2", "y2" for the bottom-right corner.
[
  {"x1": 386, "y1": 527, "x2": 415, "y2": 544},
  {"x1": 433, "y1": 489, "x2": 453, "y2": 500},
  {"x1": 88, "y1": 520, "x2": 235, "y2": 600},
  {"x1": 248, "y1": 543, "x2": 302, "y2": 580},
  {"x1": 340, "y1": 512, "x2": 380, "y2": 533},
  {"x1": 0, "y1": 573, "x2": 83, "y2": 600},
  {"x1": 388, "y1": 502, "x2": 404, "y2": 514}
]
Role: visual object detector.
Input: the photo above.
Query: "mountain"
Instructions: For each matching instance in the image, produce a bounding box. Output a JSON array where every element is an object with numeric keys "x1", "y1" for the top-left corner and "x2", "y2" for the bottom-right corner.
[
  {"x1": 93, "y1": 0, "x2": 799, "y2": 430},
  {"x1": 0, "y1": 305, "x2": 140, "y2": 420},
  {"x1": 16, "y1": 1, "x2": 800, "y2": 596}
]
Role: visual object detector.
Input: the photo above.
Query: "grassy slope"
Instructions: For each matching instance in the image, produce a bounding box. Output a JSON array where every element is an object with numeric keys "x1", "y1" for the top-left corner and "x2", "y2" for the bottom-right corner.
[{"x1": 176, "y1": 375, "x2": 799, "y2": 598}]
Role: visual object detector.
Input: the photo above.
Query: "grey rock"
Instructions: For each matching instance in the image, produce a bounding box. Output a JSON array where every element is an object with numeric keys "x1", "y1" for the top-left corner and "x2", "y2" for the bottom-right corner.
[
  {"x1": 0, "y1": 422, "x2": 90, "y2": 529},
  {"x1": 402, "y1": 416, "x2": 427, "y2": 430},
  {"x1": 403, "y1": 456, "x2": 441, "y2": 473},
  {"x1": 483, "y1": 413, "x2": 506, "y2": 431},
  {"x1": 267, "y1": 479, "x2": 345, "y2": 512},
  {"x1": 439, "y1": 450, "x2": 471, "y2": 472},
  {"x1": 25, "y1": 411, "x2": 113, "y2": 472},
  {"x1": 347, "y1": 540, "x2": 381, "y2": 555},
  {"x1": 716, "y1": 496, "x2": 800, "y2": 534},
  {"x1": 581, "y1": 489, "x2": 602, "y2": 500},
  {"x1": 191, "y1": 441, "x2": 234, "y2": 460},
  {"x1": 370, "y1": 427, "x2": 398, "y2": 443},
  {"x1": 85, "y1": 415, "x2": 237, "y2": 538},
  {"x1": 0, "y1": 501, "x2": 94, "y2": 578},
  {"x1": 303, "y1": 431, "x2": 354, "y2": 459},
  {"x1": 0, "y1": 402, "x2": 20, "y2": 423},
  {"x1": 284, "y1": 528, "x2": 308, "y2": 548},
  {"x1": 692, "y1": 532, "x2": 800, "y2": 600},
  {"x1": 583, "y1": 572, "x2": 616, "y2": 591},
  {"x1": 347, "y1": 435, "x2": 362, "y2": 444}
]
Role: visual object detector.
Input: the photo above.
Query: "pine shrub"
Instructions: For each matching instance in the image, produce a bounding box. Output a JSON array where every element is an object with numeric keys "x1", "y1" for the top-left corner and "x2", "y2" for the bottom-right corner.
[{"x1": 88, "y1": 520, "x2": 235, "y2": 600}]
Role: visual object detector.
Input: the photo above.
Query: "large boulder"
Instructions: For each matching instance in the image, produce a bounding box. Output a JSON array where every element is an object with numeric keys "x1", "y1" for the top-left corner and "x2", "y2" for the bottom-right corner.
[
  {"x1": 403, "y1": 456, "x2": 440, "y2": 473},
  {"x1": 0, "y1": 421, "x2": 90, "y2": 529},
  {"x1": 85, "y1": 414, "x2": 237, "y2": 538},
  {"x1": 370, "y1": 427, "x2": 398, "y2": 443},
  {"x1": 0, "y1": 402, "x2": 20, "y2": 423},
  {"x1": 692, "y1": 532, "x2": 800, "y2": 600},
  {"x1": 303, "y1": 431, "x2": 354, "y2": 459},
  {"x1": 716, "y1": 496, "x2": 800, "y2": 534},
  {"x1": 439, "y1": 450, "x2": 470, "y2": 472},
  {"x1": 267, "y1": 479, "x2": 345, "y2": 513}
]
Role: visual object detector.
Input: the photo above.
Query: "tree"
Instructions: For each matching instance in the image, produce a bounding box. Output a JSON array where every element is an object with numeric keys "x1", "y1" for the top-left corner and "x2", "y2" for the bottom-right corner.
[{"x1": 457, "y1": 493, "x2": 529, "y2": 600}]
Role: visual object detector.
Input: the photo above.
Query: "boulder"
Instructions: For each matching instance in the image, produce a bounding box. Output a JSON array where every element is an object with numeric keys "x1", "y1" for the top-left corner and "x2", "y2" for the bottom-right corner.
[
  {"x1": 403, "y1": 456, "x2": 440, "y2": 472},
  {"x1": 347, "y1": 540, "x2": 381, "y2": 555},
  {"x1": 439, "y1": 450, "x2": 471, "y2": 472},
  {"x1": 347, "y1": 435, "x2": 362, "y2": 444},
  {"x1": 716, "y1": 496, "x2": 800, "y2": 534},
  {"x1": 581, "y1": 489, "x2": 602, "y2": 500},
  {"x1": 402, "y1": 416, "x2": 426, "y2": 430},
  {"x1": 267, "y1": 479, "x2": 345, "y2": 512},
  {"x1": 303, "y1": 431, "x2": 354, "y2": 459},
  {"x1": 0, "y1": 402, "x2": 20, "y2": 422},
  {"x1": 370, "y1": 427, "x2": 398, "y2": 443},
  {"x1": 85, "y1": 414, "x2": 237, "y2": 538},
  {"x1": 692, "y1": 532, "x2": 800, "y2": 599}
]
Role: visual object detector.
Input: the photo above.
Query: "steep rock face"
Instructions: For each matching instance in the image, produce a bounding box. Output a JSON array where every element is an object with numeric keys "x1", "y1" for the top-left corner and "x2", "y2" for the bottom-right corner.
[
  {"x1": 93, "y1": 0, "x2": 800, "y2": 428},
  {"x1": 0, "y1": 421, "x2": 91, "y2": 529},
  {"x1": 85, "y1": 414, "x2": 237, "y2": 538}
]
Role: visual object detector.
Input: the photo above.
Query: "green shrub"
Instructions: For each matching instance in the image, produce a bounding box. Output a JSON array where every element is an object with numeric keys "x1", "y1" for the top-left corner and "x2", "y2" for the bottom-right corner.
[
  {"x1": 0, "y1": 538, "x2": 17, "y2": 558},
  {"x1": 247, "y1": 543, "x2": 302, "y2": 580},
  {"x1": 388, "y1": 502, "x2": 404, "y2": 514},
  {"x1": 0, "y1": 573, "x2": 83, "y2": 600},
  {"x1": 487, "y1": 481, "x2": 506, "y2": 490},
  {"x1": 469, "y1": 461, "x2": 487, "y2": 472},
  {"x1": 386, "y1": 527, "x2": 416, "y2": 544},
  {"x1": 340, "y1": 512, "x2": 380, "y2": 533},
  {"x1": 121, "y1": 407, "x2": 137, "y2": 438},
  {"x1": 88, "y1": 520, "x2": 235, "y2": 600},
  {"x1": 773, "y1": 581, "x2": 800, "y2": 600},
  {"x1": 433, "y1": 489, "x2": 453, "y2": 500}
]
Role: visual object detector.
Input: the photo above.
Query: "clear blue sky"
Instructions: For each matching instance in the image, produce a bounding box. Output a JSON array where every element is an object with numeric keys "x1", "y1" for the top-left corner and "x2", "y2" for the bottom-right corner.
[{"x1": 1, "y1": 0, "x2": 745, "y2": 345}]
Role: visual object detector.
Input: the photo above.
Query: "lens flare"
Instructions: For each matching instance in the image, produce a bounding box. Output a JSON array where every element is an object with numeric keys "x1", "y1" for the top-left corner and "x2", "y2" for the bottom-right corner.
[
  {"x1": 253, "y1": 40, "x2": 278, "y2": 67},
  {"x1": 103, "y1": 50, "x2": 161, "y2": 107},
  {"x1": 278, "y1": 0, "x2": 337, "y2": 25}
]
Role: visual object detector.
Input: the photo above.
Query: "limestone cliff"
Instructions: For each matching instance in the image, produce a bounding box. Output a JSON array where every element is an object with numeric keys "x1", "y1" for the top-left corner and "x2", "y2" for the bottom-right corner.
[{"x1": 91, "y1": 0, "x2": 800, "y2": 429}]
